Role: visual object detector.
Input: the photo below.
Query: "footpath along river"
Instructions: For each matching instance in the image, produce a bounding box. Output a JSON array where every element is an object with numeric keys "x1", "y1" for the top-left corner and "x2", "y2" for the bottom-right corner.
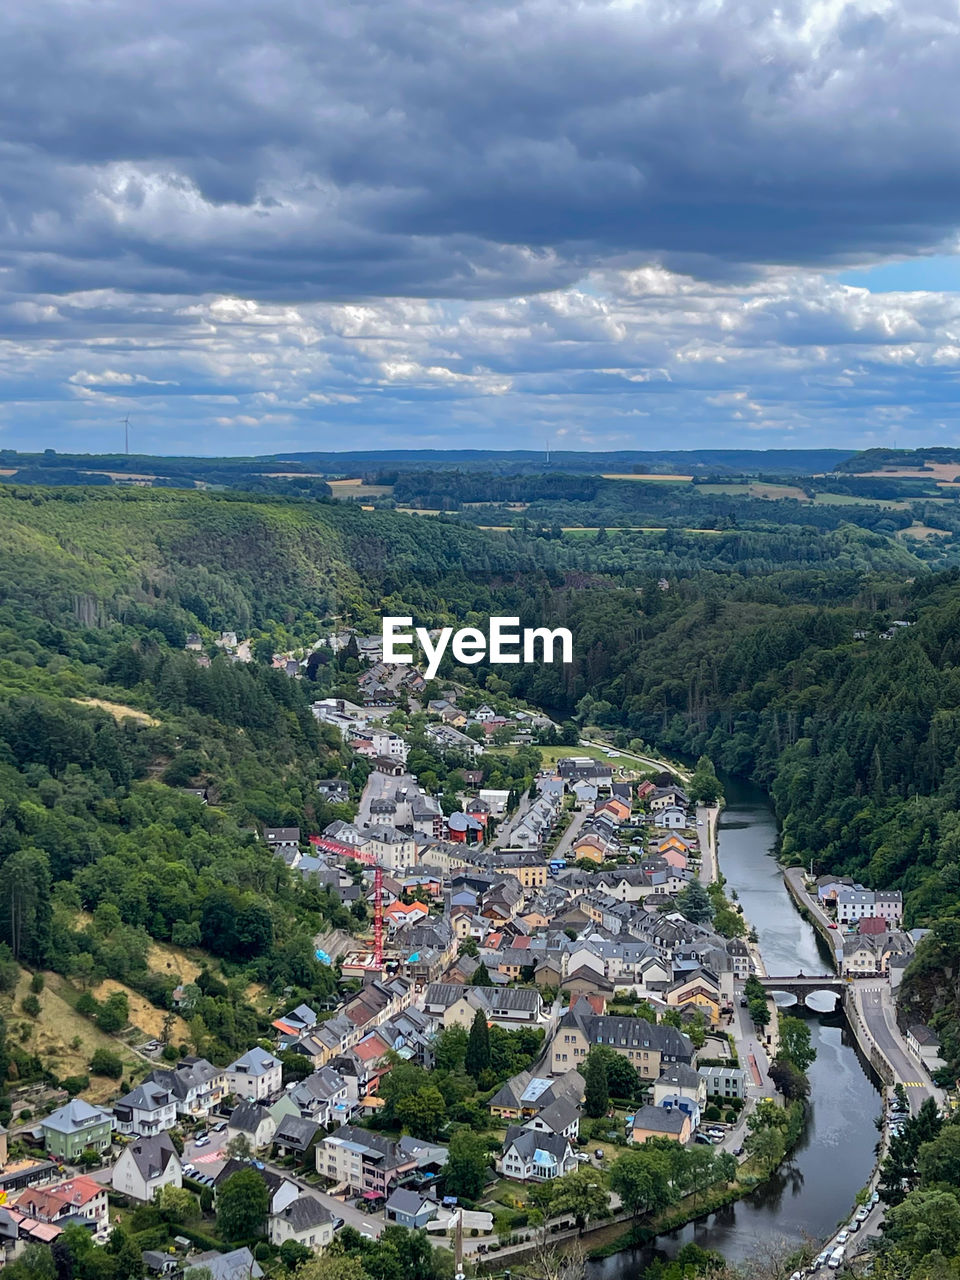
[{"x1": 589, "y1": 777, "x2": 881, "y2": 1271}]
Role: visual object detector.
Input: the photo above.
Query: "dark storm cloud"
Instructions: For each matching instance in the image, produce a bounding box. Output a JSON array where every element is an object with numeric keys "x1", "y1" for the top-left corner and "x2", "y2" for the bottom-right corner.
[{"x1": 1, "y1": 0, "x2": 960, "y2": 301}]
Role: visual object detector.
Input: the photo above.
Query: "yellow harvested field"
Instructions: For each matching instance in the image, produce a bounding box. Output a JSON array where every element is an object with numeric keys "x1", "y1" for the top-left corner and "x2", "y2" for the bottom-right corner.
[
  {"x1": 5, "y1": 972, "x2": 145, "y2": 1101},
  {"x1": 858, "y1": 463, "x2": 960, "y2": 480},
  {"x1": 147, "y1": 941, "x2": 203, "y2": 985},
  {"x1": 91, "y1": 978, "x2": 190, "y2": 1043},
  {"x1": 602, "y1": 473, "x2": 693, "y2": 481},
  {"x1": 395, "y1": 507, "x2": 444, "y2": 515},
  {"x1": 73, "y1": 698, "x2": 160, "y2": 725}
]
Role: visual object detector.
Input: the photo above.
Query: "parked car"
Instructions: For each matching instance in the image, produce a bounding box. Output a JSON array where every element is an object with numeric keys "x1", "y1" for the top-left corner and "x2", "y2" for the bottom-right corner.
[
  {"x1": 733, "y1": 1146, "x2": 744, "y2": 1156},
  {"x1": 332, "y1": 1218, "x2": 344, "y2": 1231},
  {"x1": 849, "y1": 1221, "x2": 860, "y2": 1233},
  {"x1": 836, "y1": 1231, "x2": 849, "y2": 1245},
  {"x1": 595, "y1": 1149, "x2": 604, "y2": 1159},
  {"x1": 194, "y1": 1135, "x2": 211, "y2": 1147},
  {"x1": 870, "y1": 1191, "x2": 880, "y2": 1206},
  {"x1": 828, "y1": 922, "x2": 838, "y2": 930},
  {"x1": 856, "y1": 1207, "x2": 870, "y2": 1222},
  {"x1": 828, "y1": 1250, "x2": 844, "y2": 1270},
  {"x1": 211, "y1": 1121, "x2": 228, "y2": 1132},
  {"x1": 575, "y1": 1153, "x2": 591, "y2": 1163}
]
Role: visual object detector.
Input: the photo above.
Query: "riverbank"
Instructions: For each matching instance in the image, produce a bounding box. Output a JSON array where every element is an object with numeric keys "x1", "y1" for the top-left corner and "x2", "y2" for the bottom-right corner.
[{"x1": 587, "y1": 1100, "x2": 808, "y2": 1260}]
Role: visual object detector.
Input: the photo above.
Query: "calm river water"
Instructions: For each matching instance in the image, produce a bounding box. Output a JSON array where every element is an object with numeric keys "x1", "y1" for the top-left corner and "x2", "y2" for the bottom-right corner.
[{"x1": 589, "y1": 777, "x2": 881, "y2": 1272}]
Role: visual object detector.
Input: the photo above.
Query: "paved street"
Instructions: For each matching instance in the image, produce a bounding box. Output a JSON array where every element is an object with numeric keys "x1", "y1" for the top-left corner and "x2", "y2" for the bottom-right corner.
[
  {"x1": 783, "y1": 868, "x2": 843, "y2": 964},
  {"x1": 854, "y1": 984, "x2": 942, "y2": 1114},
  {"x1": 696, "y1": 804, "x2": 719, "y2": 884},
  {"x1": 548, "y1": 803, "x2": 591, "y2": 861},
  {"x1": 492, "y1": 790, "x2": 535, "y2": 848}
]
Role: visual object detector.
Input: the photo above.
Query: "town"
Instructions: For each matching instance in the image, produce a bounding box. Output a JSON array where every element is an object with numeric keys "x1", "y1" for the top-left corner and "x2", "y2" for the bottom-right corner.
[{"x1": 0, "y1": 634, "x2": 948, "y2": 1280}]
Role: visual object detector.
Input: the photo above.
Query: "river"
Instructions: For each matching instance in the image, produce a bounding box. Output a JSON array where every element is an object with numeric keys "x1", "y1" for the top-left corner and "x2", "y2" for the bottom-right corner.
[{"x1": 589, "y1": 777, "x2": 881, "y2": 1272}]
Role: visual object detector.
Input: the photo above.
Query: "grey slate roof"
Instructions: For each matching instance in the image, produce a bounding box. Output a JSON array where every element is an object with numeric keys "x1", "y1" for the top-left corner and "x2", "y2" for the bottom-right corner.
[
  {"x1": 191, "y1": 1249, "x2": 264, "y2": 1280},
  {"x1": 228, "y1": 1101, "x2": 271, "y2": 1134},
  {"x1": 657, "y1": 1063, "x2": 701, "y2": 1090},
  {"x1": 273, "y1": 1194, "x2": 333, "y2": 1232},
  {"x1": 504, "y1": 1128, "x2": 572, "y2": 1163},
  {"x1": 386, "y1": 1188, "x2": 432, "y2": 1216},
  {"x1": 125, "y1": 1133, "x2": 179, "y2": 1181},
  {"x1": 273, "y1": 1115, "x2": 321, "y2": 1151},
  {"x1": 117, "y1": 1081, "x2": 173, "y2": 1112},
  {"x1": 631, "y1": 1104, "x2": 688, "y2": 1134},
  {"x1": 42, "y1": 1098, "x2": 113, "y2": 1134}
]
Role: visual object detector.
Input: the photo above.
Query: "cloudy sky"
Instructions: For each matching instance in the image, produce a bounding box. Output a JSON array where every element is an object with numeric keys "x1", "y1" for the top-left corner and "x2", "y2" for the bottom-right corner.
[{"x1": 3, "y1": 0, "x2": 960, "y2": 456}]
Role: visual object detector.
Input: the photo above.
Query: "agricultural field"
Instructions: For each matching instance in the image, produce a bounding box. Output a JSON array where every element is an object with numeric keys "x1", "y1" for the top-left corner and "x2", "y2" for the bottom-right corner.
[
  {"x1": 811, "y1": 492, "x2": 912, "y2": 509},
  {"x1": 697, "y1": 482, "x2": 809, "y2": 500},
  {"x1": 328, "y1": 478, "x2": 395, "y2": 499},
  {"x1": 602, "y1": 472, "x2": 694, "y2": 481}
]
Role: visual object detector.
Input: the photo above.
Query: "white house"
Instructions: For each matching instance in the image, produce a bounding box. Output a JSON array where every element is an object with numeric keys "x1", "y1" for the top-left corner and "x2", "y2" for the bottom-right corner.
[
  {"x1": 113, "y1": 1082, "x2": 177, "y2": 1137},
  {"x1": 226, "y1": 1049, "x2": 283, "y2": 1101},
  {"x1": 654, "y1": 807, "x2": 687, "y2": 830},
  {"x1": 112, "y1": 1134, "x2": 182, "y2": 1203},
  {"x1": 226, "y1": 1101, "x2": 278, "y2": 1150},
  {"x1": 499, "y1": 1129, "x2": 577, "y2": 1181},
  {"x1": 268, "y1": 1195, "x2": 335, "y2": 1250}
]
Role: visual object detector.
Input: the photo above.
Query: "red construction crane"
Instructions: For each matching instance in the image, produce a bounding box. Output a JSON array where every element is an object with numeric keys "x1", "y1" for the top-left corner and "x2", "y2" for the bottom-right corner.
[{"x1": 309, "y1": 836, "x2": 384, "y2": 967}]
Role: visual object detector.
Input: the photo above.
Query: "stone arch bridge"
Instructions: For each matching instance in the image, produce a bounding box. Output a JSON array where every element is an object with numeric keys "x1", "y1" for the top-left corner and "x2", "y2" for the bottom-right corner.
[{"x1": 757, "y1": 974, "x2": 849, "y2": 1007}]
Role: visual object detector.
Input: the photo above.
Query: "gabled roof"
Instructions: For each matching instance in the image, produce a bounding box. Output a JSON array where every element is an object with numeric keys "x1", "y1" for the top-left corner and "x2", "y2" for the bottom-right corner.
[
  {"x1": 125, "y1": 1134, "x2": 180, "y2": 1181},
  {"x1": 527, "y1": 1096, "x2": 581, "y2": 1135},
  {"x1": 191, "y1": 1249, "x2": 264, "y2": 1280},
  {"x1": 228, "y1": 1101, "x2": 272, "y2": 1134},
  {"x1": 386, "y1": 1187, "x2": 433, "y2": 1216},
  {"x1": 274, "y1": 1115, "x2": 321, "y2": 1150},
  {"x1": 503, "y1": 1128, "x2": 571, "y2": 1163},
  {"x1": 273, "y1": 1194, "x2": 332, "y2": 1232}
]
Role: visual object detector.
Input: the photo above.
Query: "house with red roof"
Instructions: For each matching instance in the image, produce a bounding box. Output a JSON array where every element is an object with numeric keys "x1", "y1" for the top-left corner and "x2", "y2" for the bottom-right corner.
[{"x1": 14, "y1": 1175, "x2": 108, "y2": 1237}]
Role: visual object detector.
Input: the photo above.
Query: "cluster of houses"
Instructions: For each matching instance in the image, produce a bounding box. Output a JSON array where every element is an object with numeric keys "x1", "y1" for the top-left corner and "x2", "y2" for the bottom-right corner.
[{"x1": 812, "y1": 876, "x2": 921, "y2": 980}]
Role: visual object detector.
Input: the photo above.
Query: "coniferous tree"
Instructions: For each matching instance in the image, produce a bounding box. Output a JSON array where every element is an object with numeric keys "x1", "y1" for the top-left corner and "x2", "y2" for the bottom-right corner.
[
  {"x1": 465, "y1": 1007, "x2": 491, "y2": 1079},
  {"x1": 584, "y1": 1050, "x2": 609, "y2": 1118}
]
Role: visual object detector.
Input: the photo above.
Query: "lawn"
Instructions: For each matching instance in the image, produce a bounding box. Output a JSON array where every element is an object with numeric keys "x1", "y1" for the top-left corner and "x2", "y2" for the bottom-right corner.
[{"x1": 536, "y1": 745, "x2": 649, "y2": 774}]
